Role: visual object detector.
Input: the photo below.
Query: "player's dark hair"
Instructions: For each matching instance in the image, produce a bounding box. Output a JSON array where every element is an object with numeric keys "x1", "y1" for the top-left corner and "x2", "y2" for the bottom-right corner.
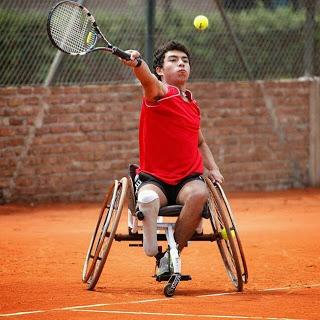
[{"x1": 153, "y1": 40, "x2": 191, "y2": 81}]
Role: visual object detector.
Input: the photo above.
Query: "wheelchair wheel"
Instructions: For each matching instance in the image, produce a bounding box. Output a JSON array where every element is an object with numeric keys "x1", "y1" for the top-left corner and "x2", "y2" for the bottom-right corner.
[
  {"x1": 82, "y1": 177, "x2": 128, "y2": 290},
  {"x1": 206, "y1": 178, "x2": 248, "y2": 291}
]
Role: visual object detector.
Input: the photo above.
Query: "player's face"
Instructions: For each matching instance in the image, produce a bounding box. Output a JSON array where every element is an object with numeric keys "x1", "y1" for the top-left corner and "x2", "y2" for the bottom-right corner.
[{"x1": 157, "y1": 50, "x2": 190, "y2": 86}]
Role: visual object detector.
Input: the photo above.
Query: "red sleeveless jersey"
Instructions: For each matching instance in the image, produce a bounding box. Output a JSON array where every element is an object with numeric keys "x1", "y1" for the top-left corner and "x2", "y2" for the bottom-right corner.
[{"x1": 138, "y1": 85, "x2": 203, "y2": 185}]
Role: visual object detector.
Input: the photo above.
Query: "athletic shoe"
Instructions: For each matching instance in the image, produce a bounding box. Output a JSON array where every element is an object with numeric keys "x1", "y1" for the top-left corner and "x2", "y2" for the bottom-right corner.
[{"x1": 156, "y1": 251, "x2": 173, "y2": 276}]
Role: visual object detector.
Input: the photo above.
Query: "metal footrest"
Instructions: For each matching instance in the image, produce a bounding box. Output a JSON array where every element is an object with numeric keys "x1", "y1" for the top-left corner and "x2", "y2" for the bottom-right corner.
[{"x1": 155, "y1": 273, "x2": 192, "y2": 282}]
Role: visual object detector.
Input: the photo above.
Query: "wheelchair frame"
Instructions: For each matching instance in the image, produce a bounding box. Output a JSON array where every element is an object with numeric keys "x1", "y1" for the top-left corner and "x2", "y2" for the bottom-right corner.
[{"x1": 82, "y1": 170, "x2": 248, "y2": 297}]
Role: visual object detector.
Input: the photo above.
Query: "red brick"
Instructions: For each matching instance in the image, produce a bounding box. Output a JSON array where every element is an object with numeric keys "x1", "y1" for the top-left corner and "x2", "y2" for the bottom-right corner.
[
  {"x1": 17, "y1": 87, "x2": 33, "y2": 95},
  {"x1": 0, "y1": 127, "x2": 15, "y2": 136},
  {"x1": 0, "y1": 87, "x2": 17, "y2": 95},
  {"x1": 32, "y1": 86, "x2": 49, "y2": 95},
  {"x1": 8, "y1": 98, "x2": 24, "y2": 107},
  {"x1": 49, "y1": 86, "x2": 65, "y2": 94},
  {"x1": 16, "y1": 106, "x2": 38, "y2": 117},
  {"x1": 9, "y1": 118, "x2": 24, "y2": 126},
  {"x1": 64, "y1": 86, "x2": 80, "y2": 94},
  {"x1": 80, "y1": 85, "x2": 100, "y2": 94},
  {"x1": 49, "y1": 124, "x2": 78, "y2": 134},
  {"x1": 23, "y1": 97, "x2": 40, "y2": 105}
]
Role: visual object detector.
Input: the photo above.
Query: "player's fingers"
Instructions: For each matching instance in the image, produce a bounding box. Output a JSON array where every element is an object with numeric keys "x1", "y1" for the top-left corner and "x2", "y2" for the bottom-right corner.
[
  {"x1": 132, "y1": 52, "x2": 142, "y2": 63},
  {"x1": 216, "y1": 174, "x2": 224, "y2": 184},
  {"x1": 208, "y1": 174, "x2": 216, "y2": 183},
  {"x1": 209, "y1": 172, "x2": 223, "y2": 184},
  {"x1": 119, "y1": 55, "x2": 136, "y2": 68},
  {"x1": 124, "y1": 50, "x2": 140, "y2": 61},
  {"x1": 120, "y1": 50, "x2": 141, "y2": 68}
]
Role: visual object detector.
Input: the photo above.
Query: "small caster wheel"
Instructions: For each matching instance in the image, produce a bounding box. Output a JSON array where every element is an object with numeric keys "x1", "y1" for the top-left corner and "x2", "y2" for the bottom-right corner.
[
  {"x1": 136, "y1": 210, "x2": 144, "y2": 221},
  {"x1": 164, "y1": 283, "x2": 175, "y2": 297}
]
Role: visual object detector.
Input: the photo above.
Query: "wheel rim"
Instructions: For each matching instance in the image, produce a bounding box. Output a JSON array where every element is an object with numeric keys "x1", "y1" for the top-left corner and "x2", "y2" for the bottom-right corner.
[
  {"x1": 83, "y1": 178, "x2": 128, "y2": 287},
  {"x1": 206, "y1": 178, "x2": 245, "y2": 291},
  {"x1": 82, "y1": 180, "x2": 118, "y2": 282}
]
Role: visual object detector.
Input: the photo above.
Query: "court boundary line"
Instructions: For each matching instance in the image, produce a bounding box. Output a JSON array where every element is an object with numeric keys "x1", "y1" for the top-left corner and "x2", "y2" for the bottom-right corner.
[
  {"x1": 72, "y1": 308, "x2": 305, "y2": 320},
  {"x1": 197, "y1": 283, "x2": 320, "y2": 297},
  {"x1": 0, "y1": 283, "x2": 319, "y2": 318},
  {"x1": 0, "y1": 311, "x2": 44, "y2": 317}
]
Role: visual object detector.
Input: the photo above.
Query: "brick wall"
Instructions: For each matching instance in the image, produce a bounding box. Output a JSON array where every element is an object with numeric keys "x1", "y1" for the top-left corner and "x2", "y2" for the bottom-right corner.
[{"x1": 0, "y1": 80, "x2": 313, "y2": 203}]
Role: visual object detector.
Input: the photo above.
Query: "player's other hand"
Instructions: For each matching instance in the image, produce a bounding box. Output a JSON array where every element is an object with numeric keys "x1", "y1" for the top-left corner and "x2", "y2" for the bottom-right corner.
[
  {"x1": 208, "y1": 168, "x2": 224, "y2": 184},
  {"x1": 119, "y1": 50, "x2": 141, "y2": 68}
]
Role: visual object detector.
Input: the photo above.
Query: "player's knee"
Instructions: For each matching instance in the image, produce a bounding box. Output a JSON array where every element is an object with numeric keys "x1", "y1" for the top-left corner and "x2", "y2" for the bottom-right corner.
[
  {"x1": 144, "y1": 244, "x2": 159, "y2": 257},
  {"x1": 137, "y1": 190, "x2": 159, "y2": 213},
  {"x1": 138, "y1": 190, "x2": 159, "y2": 204},
  {"x1": 188, "y1": 188, "x2": 208, "y2": 204}
]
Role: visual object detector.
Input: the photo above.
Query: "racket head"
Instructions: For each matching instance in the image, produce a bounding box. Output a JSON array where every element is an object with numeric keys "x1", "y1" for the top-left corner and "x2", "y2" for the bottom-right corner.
[{"x1": 47, "y1": 0, "x2": 98, "y2": 55}]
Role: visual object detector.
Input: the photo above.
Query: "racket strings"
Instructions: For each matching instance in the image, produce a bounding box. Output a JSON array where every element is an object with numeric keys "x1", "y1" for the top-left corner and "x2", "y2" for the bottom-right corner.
[{"x1": 50, "y1": 3, "x2": 96, "y2": 54}]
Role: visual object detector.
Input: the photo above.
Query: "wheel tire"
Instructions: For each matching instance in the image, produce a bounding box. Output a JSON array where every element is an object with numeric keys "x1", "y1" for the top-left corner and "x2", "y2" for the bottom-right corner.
[
  {"x1": 164, "y1": 283, "x2": 175, "y2": 297},
  {"x1": 82, "y1": 177, "x2": 128, "y2": 290},
  {"x1": 206, "y1": 178, "x2": 248, "y2": 291}
]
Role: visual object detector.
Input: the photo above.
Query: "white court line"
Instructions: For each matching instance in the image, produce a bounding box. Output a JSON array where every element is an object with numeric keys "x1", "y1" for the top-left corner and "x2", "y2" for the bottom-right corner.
[
  {"x1": 128, "y1": 298, "x2": 171, "y2": 304},
  {"x1": 0, "y1": 283, "x2": 319, "y2": 317},
  {"x1": 57, "y1": 297, "x2": 170, "y2": 310},
  {"x1": 0, "y1": 298, "x2": 171, "y2": 317},
  {"x1": 73, "y1": 309, "x2": 304, "y2": 320},
  {"x1": 197, "y1": 292, "x2": 239, "y2": 298},
  {"x1": 258, "y1": 283, "x2": 320, "y2": 292},
  {"x1": 58, "y1": 303, "x2": 112, "y2": 310},
  {"x1": 0, "y1": 310, "x2": 44, "y2": 317},
  {"x1": 197, "y1": 283, "x2": 320, "y2": 298}
]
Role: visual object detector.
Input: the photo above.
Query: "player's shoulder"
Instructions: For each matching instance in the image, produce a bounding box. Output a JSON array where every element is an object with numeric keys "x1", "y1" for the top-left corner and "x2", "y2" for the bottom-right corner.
[
  {"x1": 143, "y1": 83, "x2": 174, "y2": 105},
  {"x1": 146, "y1": 84, "x2": 180, "y2": 104}
]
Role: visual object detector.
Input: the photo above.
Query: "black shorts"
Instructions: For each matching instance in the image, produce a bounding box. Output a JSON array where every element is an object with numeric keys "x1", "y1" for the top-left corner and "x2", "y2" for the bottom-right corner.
[{"x1": 135, "y1": 172, "x2": 205, "y2": 205}]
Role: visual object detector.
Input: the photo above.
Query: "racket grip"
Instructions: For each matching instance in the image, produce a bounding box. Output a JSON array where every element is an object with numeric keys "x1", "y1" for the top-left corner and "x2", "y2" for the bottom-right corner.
[
  {"x1": 112, "y1": 47, "x2": 132, "y2": 60},
  {"x1": 113, "y1": 47, "x2": 142, "y2": 66}
]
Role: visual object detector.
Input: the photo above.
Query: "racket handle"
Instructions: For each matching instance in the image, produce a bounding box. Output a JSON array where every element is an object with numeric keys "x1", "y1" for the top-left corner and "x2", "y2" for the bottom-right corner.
[
  {"x1": 112, "y1": 47, "x2": 131, "y2": 60},
  {"x1": 112, "y1": 47, "x2": 142, "y2": 66}
]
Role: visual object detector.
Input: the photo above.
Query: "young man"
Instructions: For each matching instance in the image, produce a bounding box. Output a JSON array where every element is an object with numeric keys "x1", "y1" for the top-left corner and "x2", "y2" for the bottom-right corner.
[{"x1": 121, "y1": 41, "x2": 223, "y2": 275}]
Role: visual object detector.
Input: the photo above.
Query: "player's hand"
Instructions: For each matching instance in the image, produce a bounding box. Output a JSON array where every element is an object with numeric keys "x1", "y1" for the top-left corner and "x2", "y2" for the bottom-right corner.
[
  {"x1": 207, "y1": 168, "x2": 224, "y2": 184},
  {"x1": 119, "y1": 50, "x2": 142, "y2": 68}
]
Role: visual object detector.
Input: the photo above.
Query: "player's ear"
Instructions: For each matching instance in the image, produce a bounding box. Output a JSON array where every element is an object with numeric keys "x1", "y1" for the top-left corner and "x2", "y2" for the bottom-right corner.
[{"x1": 156, "y1": 66, "x2": 164, "y2": 78}]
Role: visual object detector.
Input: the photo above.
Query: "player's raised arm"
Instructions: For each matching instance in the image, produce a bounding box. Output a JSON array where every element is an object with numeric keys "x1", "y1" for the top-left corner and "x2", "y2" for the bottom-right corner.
[{"x1": 120, "y1": 50, "x2": 167, "y2": 102}]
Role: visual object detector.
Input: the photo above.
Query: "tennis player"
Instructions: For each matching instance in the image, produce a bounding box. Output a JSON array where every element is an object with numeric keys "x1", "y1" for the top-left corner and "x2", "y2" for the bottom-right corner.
[{"x1": 121, "y1": 41, "x2": 224, "y2": 276}]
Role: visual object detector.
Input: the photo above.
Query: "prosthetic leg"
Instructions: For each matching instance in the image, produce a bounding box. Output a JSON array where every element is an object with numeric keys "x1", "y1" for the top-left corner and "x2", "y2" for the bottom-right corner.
[{"x1": 155, "y1": 222, "x2": 191, "y2": 297}]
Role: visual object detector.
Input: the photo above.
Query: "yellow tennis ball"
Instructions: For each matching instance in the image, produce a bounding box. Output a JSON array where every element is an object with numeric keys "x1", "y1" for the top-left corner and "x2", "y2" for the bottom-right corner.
[
  {"x1": 220, "y1": 228, "x2": 235, "y2": 240},
  {"x1": 193, "y1": 15, "x2": 209, "y2": 31}
]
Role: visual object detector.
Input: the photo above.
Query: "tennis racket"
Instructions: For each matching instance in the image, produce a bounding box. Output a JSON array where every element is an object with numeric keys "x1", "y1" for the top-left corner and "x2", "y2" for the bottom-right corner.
[{"x1": 47, "y1": 0, "x2": 141, "y2": 64}]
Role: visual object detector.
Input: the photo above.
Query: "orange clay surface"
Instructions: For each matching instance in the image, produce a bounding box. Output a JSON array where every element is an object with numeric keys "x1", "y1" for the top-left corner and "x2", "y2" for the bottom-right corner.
[{"x1": 1, "y1": 188, "x2": 320, "y2": 320}]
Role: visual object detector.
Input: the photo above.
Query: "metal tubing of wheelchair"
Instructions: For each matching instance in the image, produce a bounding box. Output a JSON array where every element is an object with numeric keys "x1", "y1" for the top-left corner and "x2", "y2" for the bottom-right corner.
[
  {"x1": 114, "y1": 233, "x2": 218, "y2": 242},
  {"x1": 166, "y1": 225, "x2": 181, "y2": 274}
]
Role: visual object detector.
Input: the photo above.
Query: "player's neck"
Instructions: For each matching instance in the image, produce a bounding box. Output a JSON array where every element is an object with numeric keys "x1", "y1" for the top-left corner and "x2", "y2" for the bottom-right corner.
[{"x1": 164, "y1": 81, "x2": 187, "y2": 92}]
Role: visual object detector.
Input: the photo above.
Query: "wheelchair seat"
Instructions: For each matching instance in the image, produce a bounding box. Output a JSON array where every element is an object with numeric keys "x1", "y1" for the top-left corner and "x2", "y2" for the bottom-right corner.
[{"x1": 159, "y1": 205, "x2": 182, "y2": 216}]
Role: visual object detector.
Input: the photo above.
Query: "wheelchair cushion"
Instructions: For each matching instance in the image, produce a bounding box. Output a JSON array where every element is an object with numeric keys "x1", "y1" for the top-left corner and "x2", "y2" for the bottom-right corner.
[
  {"x1": 158, "y1": 205, "x2": 182, "y2": 217},
  {"x1": 158, "y1": 203, "x2": 210, "y2": 218}
]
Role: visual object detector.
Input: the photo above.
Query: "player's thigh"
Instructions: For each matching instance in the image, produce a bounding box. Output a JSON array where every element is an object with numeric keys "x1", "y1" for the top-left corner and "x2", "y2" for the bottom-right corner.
[
  {"x1": 138, "y1": 183, "x2": 168, "y2": 207},
  {"x1": 176, "y1": 179, "x2": 208, "y2": 205}
]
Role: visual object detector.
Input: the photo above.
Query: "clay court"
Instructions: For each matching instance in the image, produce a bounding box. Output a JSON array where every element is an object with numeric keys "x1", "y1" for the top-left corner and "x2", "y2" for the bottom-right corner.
[{"x1": 1, "y1": 188, "x2": 319, "y2": 320}]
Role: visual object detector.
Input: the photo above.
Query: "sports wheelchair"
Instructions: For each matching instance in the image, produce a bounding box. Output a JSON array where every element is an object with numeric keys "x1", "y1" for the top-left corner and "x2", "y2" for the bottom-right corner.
[{"x1": 82, "y1": 165, "x2": 248, "y2": 297}]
